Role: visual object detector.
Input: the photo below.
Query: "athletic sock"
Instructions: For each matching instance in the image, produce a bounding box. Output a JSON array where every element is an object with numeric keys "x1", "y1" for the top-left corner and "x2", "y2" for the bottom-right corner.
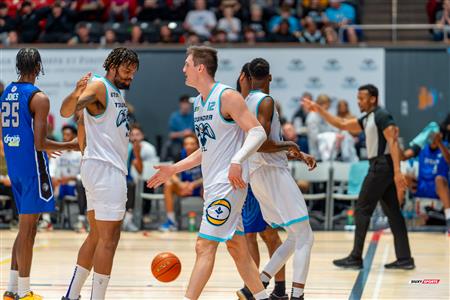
[
  {"x1": 273, "y1": 281, "x2": 286, "y2": 296},
  {"x1": 18, "y1": 277, "x2": 30, "y2": 298},
  {"x1": 7, "y1": 270, "x2": 18, "y2": 293},
  {"x1": 260, "y1": 272, "x2": 271, "y2": 287},
  {"x1": 444, "y1": 208, "x2": 450, "y2": 220},
  {"x1": 291, "y1": 287, "x2": 304, "y2": 298},
  {"x1": 254, "y1": 290, "x2": 269, "y2": 300},
  {"x1": 66, "y1": 264, "x2": 90, "y2": 299},
  {"x1": 167, "y1": 212, "x2": 176, "y2": 223},
  {"x1": 91, "y1": 272, "x2": 110, "y2": 300}
]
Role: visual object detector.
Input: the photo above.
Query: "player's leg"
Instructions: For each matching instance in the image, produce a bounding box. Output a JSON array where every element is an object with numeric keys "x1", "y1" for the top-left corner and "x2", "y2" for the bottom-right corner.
[
  {"x1": 15, "y1": 213, "x2": 40, "y2": 299},
  {"x1": 4, "y1": 236, "x2": 19, "y2": 299},
  {"x1": 63, "y1": 210, "x2": 98, "y2": 300},
  {"x1": 184, "y1": 237, "x2": 219, "y2": 300},
  {"x1": 435, "y1": 175, "x2": 450, "y2": 232},
  {"x1": 246, "y1": 233, "x2": 260, "y2": 266},
  {"x1": 90, "y1": 220, "x2": 122, "y2": 300},
  {"x1": 160, "y1": 179, "x2": 180, "y2": 231},
  {"x1": 227, "y1": 234, "x2": 269, "y2": 300}
]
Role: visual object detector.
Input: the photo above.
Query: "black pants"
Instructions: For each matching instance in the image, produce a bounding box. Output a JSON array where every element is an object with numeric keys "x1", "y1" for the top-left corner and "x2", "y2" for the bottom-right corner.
[{"x1": 351, "y1": 156, "x2": 412, "y2": 260}]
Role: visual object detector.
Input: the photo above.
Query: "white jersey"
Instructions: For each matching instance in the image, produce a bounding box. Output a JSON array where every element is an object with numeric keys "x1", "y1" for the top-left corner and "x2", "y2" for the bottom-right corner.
[
  {"x1": 82, "y1": 75, "x2": 129, "y2": 174},
  {"x1": 193, "y1": 82, "x2": 248, "y2": 189},
  {"x1": 246, "y1": 90, "x2": 288, "y2": 173}
]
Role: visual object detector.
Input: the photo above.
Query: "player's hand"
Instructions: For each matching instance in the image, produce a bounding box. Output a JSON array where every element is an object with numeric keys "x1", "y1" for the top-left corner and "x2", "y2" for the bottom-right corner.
[
  {"x1": 47, "y1": 150, "x2": 62, "y2": 159},
  {"x1": 228, "y1": 163, "x2": 246, "y2": 190},
  {"x1": 75, "y1": 72, "x2": 91, "y2": 96},
  {"x1": 302, "y1": 98, "x2": 319, "y2": 112},
  {"x1": 300, "y1": 152, "x2": 317, "y2": 170},
  {"x1": 394, "y1": 172, "x2": 407, "y2": 202},
  {"x1": 147, "y1": 165, "x2": 176, "y2": 189}
]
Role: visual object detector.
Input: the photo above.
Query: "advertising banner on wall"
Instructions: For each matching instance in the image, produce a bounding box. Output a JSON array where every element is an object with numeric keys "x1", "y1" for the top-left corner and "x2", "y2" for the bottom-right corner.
[
  {"x1": 1, "y1": 49, "x2": 110, "y2": 132},
  {"x1": 215, "y1": 48, "x2": 385, "y2": 121}
]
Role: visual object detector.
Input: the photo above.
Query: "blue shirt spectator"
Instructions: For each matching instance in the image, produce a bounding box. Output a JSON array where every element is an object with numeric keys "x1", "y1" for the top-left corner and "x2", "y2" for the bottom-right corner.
[
  {"x1": 268, "y1": 4, "x2": 300, "y2": 34},
  {"x1": 325, "y1": 0, "x2": 356, "y2": 24},
  {"x1": 169, "y1": 95, "x2": 194, "y2": 144}
]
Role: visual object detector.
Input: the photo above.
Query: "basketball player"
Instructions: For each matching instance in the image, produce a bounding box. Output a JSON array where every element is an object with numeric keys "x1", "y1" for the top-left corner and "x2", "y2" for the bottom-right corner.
[
  {"x1": 147, "y1": 46, "x2": 270, "y2": 300},
  {"x1": 1, "y1": 48, "x2": 79, "y2": 300},
  {"x1": 236, "y1": 62, "x2": 287, "y2": 300},
  {"x1": 59, "y1": 48, "x2": 139, "y2": 300},
  {"x1": 242, "y1": 58, "x2": 316, "y2": 300}
]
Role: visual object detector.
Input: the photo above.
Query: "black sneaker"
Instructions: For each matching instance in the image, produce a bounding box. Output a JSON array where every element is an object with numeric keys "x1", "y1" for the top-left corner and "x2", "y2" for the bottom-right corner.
[
  {"x1": 269, "y1": 292, "x2": 288, "y2": 300},
  {"x1": 333, "y1": 255, "x2": 363, "y2": 269},
  {"x1": 290, "y1": 295, "x2": 304, "y2": 300},
  {"x1": 236, "y1": 286, "x2": 254, "y2": 300},
  {"x1": 384, "y1": 258, "x2": 415, "y2": 270},
  {"x1": 61, "y1": 296, "x2": 81, "y2": 300}
]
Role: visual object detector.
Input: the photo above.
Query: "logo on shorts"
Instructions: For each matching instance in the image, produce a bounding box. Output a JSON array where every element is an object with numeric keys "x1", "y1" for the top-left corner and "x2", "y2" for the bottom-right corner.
[
  {"x1": 206, "y1": 199, "x2": 231, "y2": 226},
  {"x1": 3, "y1": 134, "x2": 20, "y2": 147},
  {"x1": 42, "y1": 183, "x2": 49, "y2": 192}
]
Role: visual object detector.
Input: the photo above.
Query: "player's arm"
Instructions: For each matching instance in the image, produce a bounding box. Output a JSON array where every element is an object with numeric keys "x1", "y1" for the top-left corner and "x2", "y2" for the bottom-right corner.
[
  {"x1": 256, "y1": 97, "x2": 301, "y2": 154},
  {"x1": 30, "y1": 92, "x2": 79, "y2": 152},
  {"x1": 147, "y1": 149, "x2": 202, "y2": 188},
  {"x1": 384, "y1": 125, "x2": 407, "y2": 200},
  {"x1": 60, "y1": 72, "x2": 91, "y2": 117},
  {"x1": 435, "y1": 133, "x2": 450, "y2": 164},
  {"x1": 302, "y1": 98, "x2": 362, "y2": 133}
]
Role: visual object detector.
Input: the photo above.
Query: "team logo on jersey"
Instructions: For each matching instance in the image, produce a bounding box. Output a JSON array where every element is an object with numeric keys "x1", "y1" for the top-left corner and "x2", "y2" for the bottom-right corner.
[
  {"x1": 3, "y1": 134, "x2": 20, "y2": 147},
  {"x1": 206, "y1": 199, "x2": 231, "y2": 226},
  {"x1": 11, "y1": 86, "x2": 17, "y2": 93},
  {"x1": 116, "y1": 109, "x2": 130, "y2": 131},
  {"x1": 195, "y1": 122, "x2": 216, "y2": 151}
]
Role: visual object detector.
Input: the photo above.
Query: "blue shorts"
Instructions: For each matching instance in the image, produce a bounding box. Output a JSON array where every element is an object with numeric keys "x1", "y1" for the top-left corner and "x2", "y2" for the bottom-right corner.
[
  {"x1": 59, "y1": 184, "x2": 76, "y2": 199},
  {"x1": 11, "y1": 175, "x2": 55, "y2": 214},
  {"x1": 192, "y1": 187, "x2": 202, "y2": 197},
  {"x1": 415, "y1": 179, "x2": 439, "y2": 199},
  {"x1": 242, "y1": 185, "x2": 267, "y2": 233}
]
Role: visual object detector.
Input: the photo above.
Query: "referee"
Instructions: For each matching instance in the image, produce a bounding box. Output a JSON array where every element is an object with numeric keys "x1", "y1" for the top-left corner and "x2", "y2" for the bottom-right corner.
[{"x1": 303, "y1": 84, "x2": 415, "y2": 270}]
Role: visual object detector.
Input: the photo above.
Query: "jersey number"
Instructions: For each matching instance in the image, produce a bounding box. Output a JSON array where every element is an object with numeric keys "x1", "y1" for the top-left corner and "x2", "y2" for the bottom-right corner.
[{"x1": 1, "y1": 102, "x2": 19, "y2": 128}]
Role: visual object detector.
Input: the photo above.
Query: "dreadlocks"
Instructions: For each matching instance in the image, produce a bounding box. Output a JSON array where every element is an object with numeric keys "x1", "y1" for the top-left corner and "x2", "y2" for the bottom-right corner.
[
  {"x1": 16, "y1": 48, "x2": 44, "y2": 77},
  {"x1": 103, "y1": 47, "x2": 139, "y2": 72}
]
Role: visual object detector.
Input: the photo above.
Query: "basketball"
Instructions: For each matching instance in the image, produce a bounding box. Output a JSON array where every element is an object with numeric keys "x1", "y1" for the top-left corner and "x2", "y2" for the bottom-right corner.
[{"x1": 151, "y1": 252, "x2": 182, "y2": 282}]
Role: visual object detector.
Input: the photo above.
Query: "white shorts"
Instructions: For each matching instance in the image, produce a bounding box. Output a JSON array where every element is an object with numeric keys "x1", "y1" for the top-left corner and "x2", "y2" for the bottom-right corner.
[
  {"x1": 81, "y1": 159, "x2": 127, "y2": 221},
  {"x1": 250, "y1": 166, "x2": 309, "y2": 228},
  {"x1": 199, "y1": 183, "x2": 247, "y2": 242}
]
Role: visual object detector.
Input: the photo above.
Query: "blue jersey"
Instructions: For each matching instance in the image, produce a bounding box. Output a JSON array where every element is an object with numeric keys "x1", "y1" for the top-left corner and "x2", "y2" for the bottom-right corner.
[
  {"x1": 418, "y1": 144, "x2": 449, "y2": 182},
  {"x1": 1, "y1": 82, "x2": 54, "y2": 206}
]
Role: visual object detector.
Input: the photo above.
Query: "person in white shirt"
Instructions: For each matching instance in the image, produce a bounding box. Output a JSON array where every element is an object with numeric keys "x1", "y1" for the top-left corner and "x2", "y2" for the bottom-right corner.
[{"x1": 184, "y1": 0, "x2": 217, "y2": 39}]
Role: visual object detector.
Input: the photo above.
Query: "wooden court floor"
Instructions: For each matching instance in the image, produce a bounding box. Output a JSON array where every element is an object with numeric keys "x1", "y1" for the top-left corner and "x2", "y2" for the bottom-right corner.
[{"x1": 0, "y1": 230, "x2": 448, "y2": 300}]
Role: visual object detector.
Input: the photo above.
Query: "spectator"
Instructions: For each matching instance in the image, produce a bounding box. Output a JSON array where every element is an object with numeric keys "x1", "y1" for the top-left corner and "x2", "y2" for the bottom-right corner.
[
  {"x1": 337, "y1": 99, "x2": 354, "y2": 119},
  {"x1": 100, "y1": 28, "x2": 118, "y2": 45},
  {"x1": 45, "y1": 125, "x2": 84, "y2": 232},
  {"x1": 184, "y1": 30, "x2": 201, "y2": 45},
  {"x1": 324, "y1": 0, "x2": 357, "y2": 43},
  {"x1": 159, "y1": 134, "x2": 203, "y2": 232},
  {"x1": 243, "y1": 26, "x2": 257, "y2": 44},
  {"x1": 127, "y1": 24, "x2": 145, "y2": 43},
  {"x1": 217, "y1": 3, "x2": 241, "y2": 42},
  {"x1": 268, "y1": 3, "x2": 300, "y2": 35},
  {"x1": 159, "y1": 24, "x2": 177, "y2": 43},
  {"x1": 403, "y1": 132, "x2": 450, "y2": 233},
  {"x1": 184, "y1": 0, "x2": 216, "y2": 39},
  {"x1": 109, "y1": 0, "x2": 130, "y2": 22},
  {"x1": 269, "y1": 19, "x2": 298, "y2": 42},
  {"x1": 165, "y1": 0, "x2": 188, "y2": 21},
  {"x1": 0, "y1": 2, "x2": 15, "y2": 41},
  {"x1": 210, "y1": 28, "x2": 227, "y2": 43},
  {"x1": 136, "y1": 0, "x2": 165, "y2": 22},
  {"x1": 5, "y1": 30, "x2": 19, "y2": 46},
  {"x1": 40, "y1": 2, "x2": 77, "y2": 43},
  {"x1": 76, "y1": 0, "x2": 105, "y2": 22},
  {"x1": 427, "y1": 0, "x2": 443, "y2": 24},
  {"x1": 299, "y1": 16, "x2": 325, "y2": 43},
  {"x1": 306, "y1": 94, "x2": 335, "y2": 159},
  {"x1": 244, "y1": 4, "x2": 267, "y2": 41},
  {"x1": 433, "y1": 0, "x2": 450, "y2": 41},
  {"x1": 124, "y1": 124, "x2": 159, "y2": 231},
  {"x1": 68, "y1": 22, "x2": 93, "y2": 45},
  {"x1": 302, "y1": 0, "x2": 326, "y2": 27},
  {"x1": 15, "y1": 1, "x2": 45, "y2": 43}
]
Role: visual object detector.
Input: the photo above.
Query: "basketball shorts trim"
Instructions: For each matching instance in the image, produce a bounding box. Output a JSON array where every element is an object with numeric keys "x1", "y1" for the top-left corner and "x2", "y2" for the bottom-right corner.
[
  {"x1": 198, "y1": 183, "x2": 247, "y2": 242},
  {"x1": 81, "y1": 159, "x2": 127, "y2": 221},
  {"x1": 11, "y1": 175, "x2": 55, "y2": 214}
]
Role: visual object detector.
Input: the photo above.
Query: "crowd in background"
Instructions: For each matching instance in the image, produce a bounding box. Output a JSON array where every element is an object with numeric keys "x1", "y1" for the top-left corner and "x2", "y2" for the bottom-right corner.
[{"x1": 0, "y1": 0, "x2": 360, "y2": 46}]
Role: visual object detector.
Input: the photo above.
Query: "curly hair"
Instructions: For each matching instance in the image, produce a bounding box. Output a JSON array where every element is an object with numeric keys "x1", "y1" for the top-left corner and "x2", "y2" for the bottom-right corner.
[
  {"x1": 16, "y1": 48, "x2": 44, "y2": 77},
  {"x1": 103, "y1": 47, "x2": 139, "y2": 71}
]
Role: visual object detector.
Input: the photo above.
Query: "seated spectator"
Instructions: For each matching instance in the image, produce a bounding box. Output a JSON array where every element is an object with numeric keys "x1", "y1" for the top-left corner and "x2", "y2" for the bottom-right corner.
[
  {"x1": 433, "y1": 0, "x2": 450, "y2": 41},
  {"x1": 403, "y1": 132, "x2": 450, "y2": 233},
  {"x1": 244, "y1": 4, "x2": 267, "y2": 42},
  {"x1": 159, "y1": 134, "x2": 203, "y2": 232},
  {"x1": 302, "y1": 0, "x2": 326, "y2": 27},
  {"x1": 127, "y1": 24, "x2": 145, "y2": 43},
  {"x1": 0, "y1": 2, "x2": 16, "y2": 41},
  {"x1": 159, "y1": 24, "x2": 177, "y2": 43},
  {"x1": 210, "y1": 28, "x2": 228, "y2": 43},
  {"x1": 325, "y1": 0, "x2": 357, "y2": 43},
  {"x1": 184, "y1": 0, "x2": 216, "y2": 40},
  {"x1": 15, "y1": 1, "x2": 46, "y2": 43},
  {"x1": 183, "y1": 30, "x2": 201, "y2": 45},
  {"x1": 243, "y1": 27, "x2": 257, "y2": 44},
  {"x1": 45, "y1": 125, "x2": 84, "y2": 232},
  {"x1": 217, "y1": 3, "x2": 241, "y2": 42},
  {"x1": 40, "y1": 1, "x2": 77, "y2": 43},
  {"x1": 268, "y1": 3, "x2": 300, "y2": 35},
  {"x1": 136, "y1": 0, "x2": 165, "y2": 22},
  {"x1": 76, "y1": 0, "x2": 105, "y2": 22},
  {"x1": 4, "y1": 30, "x2": 18, "y2": 46},
  {"x1": 427, "y1": 0, "x2": 443, "y2": 24},
  {"x1": 161, "y1": 94, "x2": 194, "y2": 161},
  {"x1": 299, "y1": 16, "x2": 325, "y2": 43},
  {"x1": 100, "y1": 28, "x2": 118, "y2": 45},
  {"x1": 109, "y1": 0, "x2": 130, "y2": 22},
  {"x1": 68, "y1": 22, "x2": 93, "y2": 45},
  {"x1": 269, "y1": 19, "x2": 298, "y2": 42},
  {"x1": 337, "y1": 99, "x2": 354, "y2": 119}
]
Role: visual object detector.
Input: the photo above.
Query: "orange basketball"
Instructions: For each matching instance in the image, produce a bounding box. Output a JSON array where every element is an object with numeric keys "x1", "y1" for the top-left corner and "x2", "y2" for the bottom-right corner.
[{"x1": 151, "y1": 252, "x2": 182, "y2": 282}]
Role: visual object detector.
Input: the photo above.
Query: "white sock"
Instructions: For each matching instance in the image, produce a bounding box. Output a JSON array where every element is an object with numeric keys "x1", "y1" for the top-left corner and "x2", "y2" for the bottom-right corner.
[
  {"x1": 167, "y1": 212, "x2": 176, "y2": 223},
  {"x1": 254, "y1": 290, "x2": 269, "y2": 300},
  {"x1": 7, "y1": 270, "x2": 18, "y2": 293},
  {"x1": 291, "y1": 287, "x2": 304, "y2": 298},
  {"x1": 260, "y1": 272, "x2": 271, "y2": 284},
  {"x1": 18, "y1": 277, "x2": 30, "y2": 297},
  {"x1": 42, "y1": 213, "x2": 51, "y2": 222},
  {"x1": 66, "y1": 265, "x2": 90, "y2": 299},
  {"x1": 445, "y1": 208, "x2": 450, "y2": 220},
  {"x1": 91, "y1": 272, "x2": 110, "y2": 300},
  {"x1": 78, "y1": 215, "x2": 86, "y2": 222}
]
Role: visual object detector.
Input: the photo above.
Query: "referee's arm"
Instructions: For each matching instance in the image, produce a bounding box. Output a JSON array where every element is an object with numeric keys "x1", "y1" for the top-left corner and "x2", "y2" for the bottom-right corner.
[{"x1": 384, "y1": 125, "x2": 408, "y2": 199}]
